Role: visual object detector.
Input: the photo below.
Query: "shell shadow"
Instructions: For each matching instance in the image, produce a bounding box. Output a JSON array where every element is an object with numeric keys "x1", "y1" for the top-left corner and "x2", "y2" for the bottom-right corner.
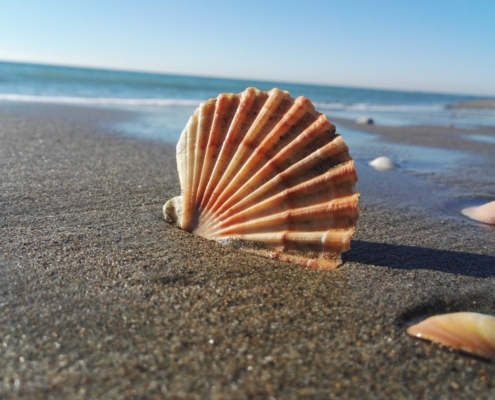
[{"x1": 344, "y1": 240, "x2": 495, "y2": 278}]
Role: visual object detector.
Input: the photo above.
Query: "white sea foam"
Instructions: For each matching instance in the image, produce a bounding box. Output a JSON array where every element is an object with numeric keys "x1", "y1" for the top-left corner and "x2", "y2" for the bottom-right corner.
[
  {"x1": 0, "y1": 93, "x2": 202, "y2": 107},
  {"x1": 0, "y1": 93, "x2": 447, "y2": 113},
  {"x1": 313, "y1": 101, "x2": 443, "y2": 113}
]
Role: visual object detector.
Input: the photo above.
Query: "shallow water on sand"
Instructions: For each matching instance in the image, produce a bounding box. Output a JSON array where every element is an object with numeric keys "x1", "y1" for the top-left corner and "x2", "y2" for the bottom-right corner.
[
  {"x1": 460, "y1": 134, "x2": 495, "y2": 145},
  {"x1": 339, "y1": 126, "x2": 495, "y2": 225},
  {"x1": 111, "y1": 105, "x2": 195, "y2": 143},
  {"x1": 108, "y1": 109, "x2": 492, "y2": 225},
  {"x1": 111, "y1": 110, "x2": 472, "y2": 175},
  {"x1": 338, "y1": 126, "x2": 470, "y2": 175},
  {"x1": 324, "y1": 108, "x2": 495, "y2": 129}
]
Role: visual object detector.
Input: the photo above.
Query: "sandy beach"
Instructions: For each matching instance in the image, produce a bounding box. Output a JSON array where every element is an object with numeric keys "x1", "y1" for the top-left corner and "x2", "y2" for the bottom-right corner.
[{"x1": 1, "y1": 103, "x2": 495, "y2": 399}]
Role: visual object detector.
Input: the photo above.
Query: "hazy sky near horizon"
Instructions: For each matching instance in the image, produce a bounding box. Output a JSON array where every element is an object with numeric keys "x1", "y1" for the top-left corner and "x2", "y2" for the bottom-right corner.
[{"x1": 1, "y1": 0, "x2": 494, "y2": 96}]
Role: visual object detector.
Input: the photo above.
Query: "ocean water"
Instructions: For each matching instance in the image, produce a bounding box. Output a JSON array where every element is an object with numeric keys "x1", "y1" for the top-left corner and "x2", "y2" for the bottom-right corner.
[
  {"x1": 2, "y1": 60, "x2": 495, "y2": 143},
  {"x1": 1, "y1": 61, "x2": 494, "y2": 220}
]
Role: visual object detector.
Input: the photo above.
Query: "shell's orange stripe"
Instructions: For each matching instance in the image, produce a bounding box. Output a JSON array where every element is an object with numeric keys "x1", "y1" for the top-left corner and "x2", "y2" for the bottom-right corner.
[
  {"x1": 232, "y1": 228, "x2": 354, "y2": 249},
  {"x1": 212, "y1": 114, "x2": 333, "y2": 218},
  {"x1": 195, "y1": 96, "x2": 232, "y2": 207},
  {"x1": 211, "y1": 161, "x2": 357, "y2": 230},
  {"x1": 199, "y1": 88, "x2": 258, "y2": 222},
  {"x1": 212, "y1": 136, "x2": 350, "y2": 223},
  {"x1": 212, "y1": 194, "x2": 359, "y2": 236},
  {"x1": 205, "y1": 89, "x2": 289, "y2": 215}
]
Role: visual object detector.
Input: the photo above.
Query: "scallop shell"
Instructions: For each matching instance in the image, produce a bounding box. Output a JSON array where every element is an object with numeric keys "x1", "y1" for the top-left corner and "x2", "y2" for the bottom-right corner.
[
  {"x1": 461, "y1": 200, "x2": 495, "y2": 225},
  {"x1": 407, "y1": 312, "x2": 495, "y2": 362},
  {"x1": 164, "y1": 88, "x2": 359, "y2": 269}
]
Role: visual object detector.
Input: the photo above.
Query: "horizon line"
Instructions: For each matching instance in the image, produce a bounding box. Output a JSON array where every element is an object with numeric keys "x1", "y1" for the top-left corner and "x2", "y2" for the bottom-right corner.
[{"x1": 1, "y1": 58, "x2": 493, "y2": 100}]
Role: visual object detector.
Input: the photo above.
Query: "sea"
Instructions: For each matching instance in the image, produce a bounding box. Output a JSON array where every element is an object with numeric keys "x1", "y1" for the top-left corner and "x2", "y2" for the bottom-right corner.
[
  {"x1": 1, "y1": 61, "x2": 494, "y2": 217},
  {"x1": 2, "y1": 61, "x2": 495, "y2": 142}
]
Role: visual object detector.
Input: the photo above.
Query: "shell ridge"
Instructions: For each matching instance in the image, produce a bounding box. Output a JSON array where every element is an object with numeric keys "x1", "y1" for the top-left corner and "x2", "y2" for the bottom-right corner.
[
  {"x1": 210, "y1": 194, "x2": 359, "y2": 237},
  {"x1": 206, "y1": 95, "x2": 317, "y2": 218},
  {"x1": 207, "y1": 116, "x2": 330, "y2": 221},
  {"x1": 183, "y1": 110, "x2": 201, "y2": 231},
  {"x1": 213, "y1": 194, "x2": 359, "y2": 235},
  {"x1": 195, "y1": 94, "x2": 240, "y2": 217},
  {"x1": 213, "y1": 136, "x2": 351, "y2": 222},
  {"x1": 200, "y1": 89, "x2": 287, "y2": 225},
  {"x1": 201, "y1": 90, "x2": 283, "y2": 207},
  {"x1": 178, "y1": 115, "x2": 195, "y2": 230},
  {"x1": 210, "y1": 185, "x2": 357, "y2": 237},
  {"x1": 198, "y1": 88, "x2": 259, "y2": 224},
  {"x1": 176, "y1": 123, "x2": 189, "y2": 198},
  {"x1": 213, "y1": 159, "x2": 357, "y2": 227},
  {"x1": 194, "y1": 94, "x2": 233, "y2": 212},
  {"x1": 232, "y1": 229, "x2": 355, "y2": 250},
  {"x1": 191, "y1": 99, "x2": 216, "y2": 211}
]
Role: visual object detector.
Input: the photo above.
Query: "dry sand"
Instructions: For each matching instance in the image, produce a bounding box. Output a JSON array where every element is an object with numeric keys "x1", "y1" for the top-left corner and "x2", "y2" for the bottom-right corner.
[{"x1": 1, "y1": 103, "x2": 495, "y2": 399}]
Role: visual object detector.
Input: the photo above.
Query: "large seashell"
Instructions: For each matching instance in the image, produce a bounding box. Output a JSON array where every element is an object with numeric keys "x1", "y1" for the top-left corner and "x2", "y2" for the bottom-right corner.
[
  {"x1": 407, "y1": 312, "x2": 495, "y2": 362},
  {"x1": 461, "y1": 200, "x2": 495, "y2": 225},
  {"x1": 164, "y1": 88, "x2": 359, "y2": 269}
]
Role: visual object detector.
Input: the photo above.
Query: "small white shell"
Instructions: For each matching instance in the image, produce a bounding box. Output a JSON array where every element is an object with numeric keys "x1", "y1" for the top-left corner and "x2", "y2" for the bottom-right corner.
[
  {"x1": 356, "y1": 116, "x2": 374, "y2": 125},
  {"x1": 369, "y1": 156, "x2": 395, "y2": 172},
  {"x1": 461, "y1": 200, "x2": 495, "y2": 225},
  {"x1": 407, "y1": 312, "x2": 495, "y2": 362},
  {"x1": 164, "y1": 88, "x2": 359, "y2": 269}
]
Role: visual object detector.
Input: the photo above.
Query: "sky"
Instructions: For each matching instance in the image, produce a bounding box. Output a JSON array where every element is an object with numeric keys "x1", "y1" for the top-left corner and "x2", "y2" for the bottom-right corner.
[{"x1": 0, "y1": 0, "x2": 494, "y2": 96}]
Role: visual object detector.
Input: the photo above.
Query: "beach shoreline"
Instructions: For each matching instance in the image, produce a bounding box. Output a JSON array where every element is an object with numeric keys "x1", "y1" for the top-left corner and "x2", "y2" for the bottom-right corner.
[
  {"x1": 332, "y1": 116, "x2": 495, "y2": 153},
  {"x1": 446, "y1": 100, "x2": 495, "y2": 109},
  {"x1": 1, "y1": 103, "x2": 494, "y2": 398}
]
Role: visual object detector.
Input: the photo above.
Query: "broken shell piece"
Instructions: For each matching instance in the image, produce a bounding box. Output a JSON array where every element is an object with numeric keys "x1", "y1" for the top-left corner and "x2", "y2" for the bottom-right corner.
[
  {"x1": 407, "y1": 312, "x2": 495, "y2": 362},
  {"x1": 461, "y1": 200, "x2": 495, "y2": 225},
  {"x1": 164, "y1": 87, "x2": 359, "y2": 269},
  {"x1": 369, "y1": 156, "x2": 395, "y2": 172}
]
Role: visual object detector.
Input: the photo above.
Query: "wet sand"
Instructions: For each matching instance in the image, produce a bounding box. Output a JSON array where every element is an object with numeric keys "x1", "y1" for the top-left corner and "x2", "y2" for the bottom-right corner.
[
  {"x1": 333, "y1": 116, "x2": 495, "y2": 155},
  {"x1": 446, "y1": 100, "x2": 495, "y2": 109},
  {"x1": 1, "y1": 103, "x2": 495, "y2": 399}
]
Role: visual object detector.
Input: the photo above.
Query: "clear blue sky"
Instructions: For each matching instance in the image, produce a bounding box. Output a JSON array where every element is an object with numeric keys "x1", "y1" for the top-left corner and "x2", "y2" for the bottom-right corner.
[{"x1": 1, "y1": 0, "x2": 494, "y2": 96}]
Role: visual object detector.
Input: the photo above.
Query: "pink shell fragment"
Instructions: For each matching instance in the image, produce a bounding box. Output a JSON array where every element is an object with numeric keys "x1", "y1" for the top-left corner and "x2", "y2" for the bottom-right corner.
[
  {"x1": 407, "y1": 312, "x2": 495, "y2": 362},
  {"x1": 461, "y1": 200, "x2": 495, "y2": 225}
]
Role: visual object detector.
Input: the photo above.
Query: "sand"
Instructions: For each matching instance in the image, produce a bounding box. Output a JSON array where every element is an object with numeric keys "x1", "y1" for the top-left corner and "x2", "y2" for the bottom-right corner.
[
  {"x1": 446, "y1": 100, "x2": 495, "y2": 109},
  {"x1": 1, "y1": 103, "x2": 495, "y2": 399}
]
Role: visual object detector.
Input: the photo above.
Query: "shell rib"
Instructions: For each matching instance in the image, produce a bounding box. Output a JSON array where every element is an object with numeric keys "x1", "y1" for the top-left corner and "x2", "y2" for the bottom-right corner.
[
  {"x1": 407, "y1": 312, "x2": 495, "y2": 362},
  {"x1": 164, "y1": 88, "x2": 359, "y2": 269},
  {"x1": 461, "y1": 200, "x2": 495, "y2": 225}
]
